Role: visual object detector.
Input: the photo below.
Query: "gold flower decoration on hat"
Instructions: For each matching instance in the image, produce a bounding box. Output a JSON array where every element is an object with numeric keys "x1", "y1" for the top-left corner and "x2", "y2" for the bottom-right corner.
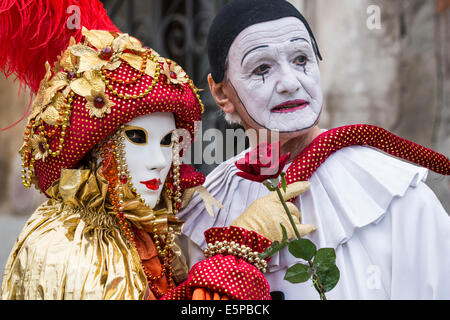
[
  {"x1": 161, "y1": 61, "x2": 188, "y2": 85},
  {"x1": 54, "y1": 37, "x2": 77, "y2": 73},
  {"x1": 85, "y1": 89, "x2": 115, "y2": 118},
  {"x1": 30, "y1": 62, "x2": 70, "y2": 121},
  {"x1": 29, "y1": 134, "x2": 49, "y2": 161},
  {"x1": 70, "y1": 70, "x2": 105, "y2": 98},
  {"x1": 29, "y1": 28, "x2": 188, "y2": 128},
  {"x1": 69, "y1": 27, "x2": 145, "y2": 74}
]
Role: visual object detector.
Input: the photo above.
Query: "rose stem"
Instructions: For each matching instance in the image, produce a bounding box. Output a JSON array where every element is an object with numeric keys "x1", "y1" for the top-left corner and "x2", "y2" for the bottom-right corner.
[{"x1": 274, "y1": 185, "x2": 302, "y2": 240}]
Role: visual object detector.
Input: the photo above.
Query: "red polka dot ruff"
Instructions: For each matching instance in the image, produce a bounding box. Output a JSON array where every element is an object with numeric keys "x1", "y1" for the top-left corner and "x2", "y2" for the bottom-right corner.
[{"x1": 282, "y1": 124, "x2": 450, "y2": 189}]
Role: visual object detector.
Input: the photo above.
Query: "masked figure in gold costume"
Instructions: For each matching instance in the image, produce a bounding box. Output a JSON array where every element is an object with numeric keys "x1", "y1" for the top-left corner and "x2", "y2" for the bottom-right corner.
[{"x1": 0, "y1": 0, "x2": 274, "y2": 300}]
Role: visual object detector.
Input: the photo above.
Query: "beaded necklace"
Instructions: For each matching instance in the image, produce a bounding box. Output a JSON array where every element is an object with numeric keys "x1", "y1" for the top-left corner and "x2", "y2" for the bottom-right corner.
[{"x1": 96, "y1": 126, "x2": 182, "y2": 295}]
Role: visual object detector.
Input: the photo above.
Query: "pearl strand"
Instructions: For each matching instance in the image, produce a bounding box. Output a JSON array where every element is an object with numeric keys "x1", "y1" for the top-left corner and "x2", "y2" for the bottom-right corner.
[
  {"x1": 203, "y1": 240, "x2": 268, "y2": 273},
  {"x1": 171, "y1": 131, "x2": 182, "y2": 214}
]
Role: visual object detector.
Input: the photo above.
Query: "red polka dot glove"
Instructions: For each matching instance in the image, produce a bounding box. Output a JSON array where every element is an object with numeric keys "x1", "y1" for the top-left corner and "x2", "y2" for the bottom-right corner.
[{"x1": 161, "y1": 226, "x2": 273, "y2": 300}]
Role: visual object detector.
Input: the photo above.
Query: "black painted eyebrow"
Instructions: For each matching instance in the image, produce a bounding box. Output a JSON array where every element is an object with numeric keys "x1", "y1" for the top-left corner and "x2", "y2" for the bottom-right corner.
[
  {"x1": 241, "y1": 45, "x2": 269, "y2": 66},
  {"x1": 290, "y1": 37, "x2": 311, "y2": 45}
]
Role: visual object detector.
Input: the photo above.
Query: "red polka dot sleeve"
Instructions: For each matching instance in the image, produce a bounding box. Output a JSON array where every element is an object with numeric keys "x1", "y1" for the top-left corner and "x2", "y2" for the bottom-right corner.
[{"x1": 161, "y1": 226, "x2": 273, "y2": 300}]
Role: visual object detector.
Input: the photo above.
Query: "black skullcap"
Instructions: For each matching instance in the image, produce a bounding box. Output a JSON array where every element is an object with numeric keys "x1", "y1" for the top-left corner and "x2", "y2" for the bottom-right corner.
[{"x1": 207, "y1": 0, "x2": 322, "y2": 83}]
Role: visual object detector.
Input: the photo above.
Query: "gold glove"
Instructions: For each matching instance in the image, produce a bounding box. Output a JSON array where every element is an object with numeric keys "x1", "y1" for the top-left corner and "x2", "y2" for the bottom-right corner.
[{"x1": 231, "y1": 181, "x2": 316, "y2": 242}]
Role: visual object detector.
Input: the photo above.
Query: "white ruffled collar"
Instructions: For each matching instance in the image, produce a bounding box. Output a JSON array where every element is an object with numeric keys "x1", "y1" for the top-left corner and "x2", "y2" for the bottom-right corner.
[{"x1": 179, "y1": 145, "x2": 428, "y2": 271}]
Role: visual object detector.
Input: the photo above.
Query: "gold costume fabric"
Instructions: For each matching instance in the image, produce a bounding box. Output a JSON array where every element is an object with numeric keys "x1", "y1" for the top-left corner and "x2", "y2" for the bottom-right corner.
[{"x1": 0, "y1": 162, "x2": 188, "y2": 300}]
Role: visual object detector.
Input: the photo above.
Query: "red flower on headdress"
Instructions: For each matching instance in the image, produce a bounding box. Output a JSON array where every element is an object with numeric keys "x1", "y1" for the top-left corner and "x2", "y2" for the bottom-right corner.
[{"x1": 235, "y1": 141, "x2": 290, "y2": 183}]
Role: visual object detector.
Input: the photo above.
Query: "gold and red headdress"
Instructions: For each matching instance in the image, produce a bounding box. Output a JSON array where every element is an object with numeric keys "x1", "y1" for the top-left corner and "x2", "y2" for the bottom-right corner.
[{"x1": 0, "y1": 0, "x2": 204, "y2": 195}]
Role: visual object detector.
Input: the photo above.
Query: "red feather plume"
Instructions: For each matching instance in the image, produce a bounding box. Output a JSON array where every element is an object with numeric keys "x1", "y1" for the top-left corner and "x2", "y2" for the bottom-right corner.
[{"x1": 0, "y1": 0, "x2": 119, "y2": 94}]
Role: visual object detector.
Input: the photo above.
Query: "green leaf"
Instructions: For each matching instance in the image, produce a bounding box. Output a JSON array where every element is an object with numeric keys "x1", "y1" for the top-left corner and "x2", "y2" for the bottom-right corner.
[
  {"x1": 313, "y1": 248, "x2": 336, "y2": 272},
  {"x1": 288, "y1": 239, "x2": 317, "y2": 261},
  {"x1": 316, "y1": 264, "x2": 340, "y2": 292},
  {"x1": 280, "y1": 172, "x2": 287, "y2": 193},
  {"x1": 284, "y1": 263, "x2": 311, "y2": 284}
]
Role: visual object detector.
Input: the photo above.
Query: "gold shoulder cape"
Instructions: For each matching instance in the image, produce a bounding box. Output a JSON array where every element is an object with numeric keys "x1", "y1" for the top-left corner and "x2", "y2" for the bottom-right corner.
[{"x1": 0, "y1": 164, "x2": 187, "y2": 300}]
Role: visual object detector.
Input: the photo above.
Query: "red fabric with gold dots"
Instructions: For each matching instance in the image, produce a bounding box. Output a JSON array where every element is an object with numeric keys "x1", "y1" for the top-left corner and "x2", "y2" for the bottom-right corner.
[
  {"x1": 204, "y1": 226, "x2": 272, "y2": 254},
  {"x1": 282, "y1": 125, "x2": 450, "y2": 189},
  {"x1": 34, "y1": 60, "x2": 202, "y2": 195},
  {"x1": 161, "y1": 226, "x2": 273, "y2": 300},
  {"x1": 166, "y1": 164, "x2": 206, "y2": 200}
]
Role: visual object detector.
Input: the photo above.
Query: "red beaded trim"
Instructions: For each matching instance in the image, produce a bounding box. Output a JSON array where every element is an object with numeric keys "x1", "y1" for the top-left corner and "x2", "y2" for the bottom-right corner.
[{"x1": 21, "y1": 90, "x2": 76, "y2": 189}]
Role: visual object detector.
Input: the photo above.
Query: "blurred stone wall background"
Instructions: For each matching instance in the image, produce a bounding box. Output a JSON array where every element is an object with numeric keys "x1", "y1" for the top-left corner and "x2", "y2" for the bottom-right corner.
[{"x1": 0, "y1": 0, "x2": 449, "y2": 272}]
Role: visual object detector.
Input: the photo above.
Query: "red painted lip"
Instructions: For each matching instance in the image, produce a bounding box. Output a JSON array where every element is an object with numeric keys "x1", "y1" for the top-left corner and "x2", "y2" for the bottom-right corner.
[
  {"x1": 140, "y1": 179, "x2": 162, "y2": 190},
  {"x1": 271, "y1": 100, "x2": 309, "y2": 113}
]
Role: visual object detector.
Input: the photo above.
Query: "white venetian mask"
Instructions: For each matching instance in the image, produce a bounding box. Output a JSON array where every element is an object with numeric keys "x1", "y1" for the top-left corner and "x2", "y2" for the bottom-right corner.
[
  {"x1": 227, "y1": 17, "x2": 323, "y2": 132},
  {"x1": 122, "y1": 112, "x2": 176, "y2": 209}
]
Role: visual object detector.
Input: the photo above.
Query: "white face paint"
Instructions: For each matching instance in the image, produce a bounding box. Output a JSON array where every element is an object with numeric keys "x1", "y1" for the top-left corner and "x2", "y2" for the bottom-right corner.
[
  {"x1": 123, "y1": 112, "x2": 175, "y2": 209},
  {"x1": 227, "y1": 17, "x2": 323, "y2": 132}
]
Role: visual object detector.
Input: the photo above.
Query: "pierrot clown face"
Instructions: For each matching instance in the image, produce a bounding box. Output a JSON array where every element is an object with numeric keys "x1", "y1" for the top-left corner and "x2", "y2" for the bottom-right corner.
[
  {"x1": 122, "y1": 112, "x2": 176, "y2": 209},
  {"x1": 226, "y1": 17, "x2": 323, "y2": 133}
]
